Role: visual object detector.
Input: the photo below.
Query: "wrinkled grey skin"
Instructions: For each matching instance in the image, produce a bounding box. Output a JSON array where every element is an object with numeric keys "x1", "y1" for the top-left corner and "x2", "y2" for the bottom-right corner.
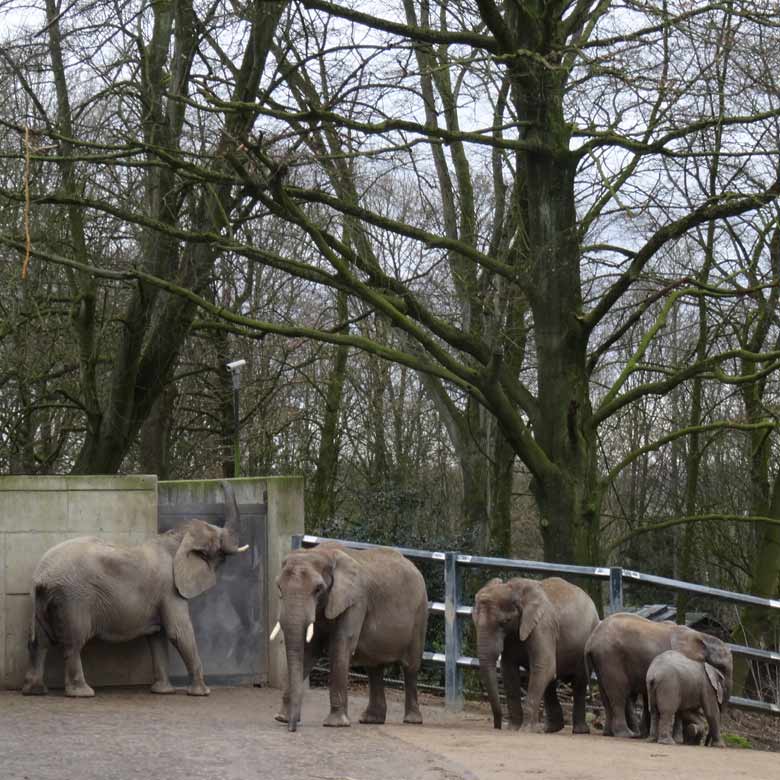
[
  {"x1": 273, "y1": 542, "x2": 428, "y2": 732},
  {"x1": 472, "y1": 577, "x2": 599, "y2": 733},
  {"x1": 22, "y1": 482, "x2": 244, "y2": 698},
  {"x1": 647, "y1": 650, "x2": 727, "y2": 747},
  {"x1": 585, "y1": 613, "x2": 733, "y2": 738}
]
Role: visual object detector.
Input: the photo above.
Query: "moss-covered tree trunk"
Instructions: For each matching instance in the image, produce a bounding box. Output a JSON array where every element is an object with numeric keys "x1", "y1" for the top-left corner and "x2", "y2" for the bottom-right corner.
[{"x1": 309, "y1": 292, "x2": 349, "y2": 528}]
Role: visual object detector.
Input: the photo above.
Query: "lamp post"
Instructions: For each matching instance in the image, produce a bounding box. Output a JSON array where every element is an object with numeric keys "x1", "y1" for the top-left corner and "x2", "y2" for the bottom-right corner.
[{"x1": 226, "y1": 359, "x2": 246, "y2": 478}]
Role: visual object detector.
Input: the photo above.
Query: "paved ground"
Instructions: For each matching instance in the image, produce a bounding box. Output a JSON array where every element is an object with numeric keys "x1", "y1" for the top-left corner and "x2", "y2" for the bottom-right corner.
[{"x1": 1, "y1": 686, "x2": 777, "y2": 780}]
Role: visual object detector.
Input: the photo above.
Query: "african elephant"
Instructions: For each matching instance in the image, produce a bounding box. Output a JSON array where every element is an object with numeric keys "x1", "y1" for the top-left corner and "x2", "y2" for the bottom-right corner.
[
  {"x1": 21, "y1": 482, "x2": 248, "y2": 698},
  {"x1": 585, "y1": 612, "x2": 732, "y2": 738},
  {"x1": 271, "y1": 542, "x2": 428, "y2": 732},
  {"x1": 646, "y1": 650, "x2": 727, "y2": 747},
  {"x1": 472, "y1": 577, "x2": 600, "y2": 733}
]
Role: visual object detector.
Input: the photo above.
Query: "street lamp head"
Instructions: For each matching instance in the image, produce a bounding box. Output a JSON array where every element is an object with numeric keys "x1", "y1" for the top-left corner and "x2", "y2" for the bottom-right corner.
[{"x1": 226, "y1": 359, "x2": 247, "y2": 371}]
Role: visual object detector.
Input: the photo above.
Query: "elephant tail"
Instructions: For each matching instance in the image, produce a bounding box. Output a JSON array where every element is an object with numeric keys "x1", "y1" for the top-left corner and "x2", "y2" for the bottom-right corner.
[
  {"x1": 586, "y1": 649, "x2": 610, "y2": 715},
  {"x1": 27, "y1": 584, "x2": 55, "y2": 658}
]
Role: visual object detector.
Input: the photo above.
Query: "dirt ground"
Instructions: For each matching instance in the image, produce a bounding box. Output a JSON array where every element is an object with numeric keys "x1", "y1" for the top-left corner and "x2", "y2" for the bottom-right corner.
[{"x1": 1, "y1": 686, "x2": 778, "y2": 780}]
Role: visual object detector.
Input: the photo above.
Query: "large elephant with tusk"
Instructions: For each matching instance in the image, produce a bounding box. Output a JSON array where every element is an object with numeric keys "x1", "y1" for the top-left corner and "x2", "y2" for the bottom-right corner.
[
  {"x1": 271, "y1": 542, "x2": 428, "y2": 731},
  {"x1": 22, "y1": 481, "x2": 248, "y2": 698}
]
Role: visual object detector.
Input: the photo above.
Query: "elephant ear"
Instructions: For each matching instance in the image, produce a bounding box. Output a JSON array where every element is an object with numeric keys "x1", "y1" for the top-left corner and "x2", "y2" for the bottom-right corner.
[
  {"x1": 514, "y1": 581, "x2": 557, "y2": 642},
  {"x1": 325, "y1": 550, "x2": 362, "y2": 620},
  {"x1": 704, "y1": 662, "x2": 725, "y2": 706},
  {"x1": 174, "y1": 530, "x2": 217, "y2": 599}
]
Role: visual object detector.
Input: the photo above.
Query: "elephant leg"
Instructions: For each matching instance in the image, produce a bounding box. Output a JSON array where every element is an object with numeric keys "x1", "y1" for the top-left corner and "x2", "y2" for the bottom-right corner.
[
  {"x1": 500, "y1": 653, "x2": 525, "y2": 729},
  {"x1": 360, "y1": 666, "x2": 387, "y2": 724},
  {"x1": 323, "y1": 634, "x2": 351, "y2": 727},
  {"x1": 656, "y1": 708, "x2": 675, "y2": 745},
  {"x1": 148, "y1": 632, "x2": 175, "y2": 694},
  {"x1": 22, "y1": 625, "x2": 50, "y2": 696},
  {"x1": 521, "y1": 658, "x2": 555, "y2": 732},
  {"x1": 543, "y1": 679, "x2": 565, "y2": 733},
  {"x1": 571, "y1": 672, "x2": 590, "y2": 734},
  {"x1": 63, "y1": 641, "x2": 94, "y2": 697},
  {"x1": 166, "y1": 614, "x2": 208, "y2": 696},
  {"x1": 672, "y1": 715, "x2": 684, "y2": 744},
  {"x1": 402, "y1": 664, "x2": 423, "y2": 724},
  {"x1": 602, "y1": 672, "x2": 636, "y2": 738}
]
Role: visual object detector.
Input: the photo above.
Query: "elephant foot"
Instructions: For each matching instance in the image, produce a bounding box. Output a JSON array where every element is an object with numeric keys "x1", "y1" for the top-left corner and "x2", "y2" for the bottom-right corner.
[
  {"x1": 21, "y1": 680, "x2": 47, "y2": 696},
  {"x1": 611, "y1": 726, "x2": 638, "y2": 739},
  {"x1": 520, "y1": 722, "x2": 544, "y2": 734},
  {"x1": 323, "y1": 710, "x2": 351, "y2": 727},
  {"x1": 150, "y1": 681, "x2": 176, "y2": 695},
  {"x1": 65, "y1": 683, "x2": 95, "y2": 698},
  {"x1": 572, "y1": 723, "x2": 590, "y2": 735},
  {"x1": 274, "y1": 713, "x2": 289, "y2": 724},
  {"x1": 359, "y1": 709, "x2": 387, "y2": 725},
  {"x1": 186, "y1": 683, "x2": 210, "y2": 696},
  {"x1": 403, "y1": 710, "x2": 423, "y2": 725},
  {"x1": 544, "y1": 719, "x2": 565, "y2": 734},
  {"x1": 709, "y1": 739, "x2": 726, "y2": 749}
]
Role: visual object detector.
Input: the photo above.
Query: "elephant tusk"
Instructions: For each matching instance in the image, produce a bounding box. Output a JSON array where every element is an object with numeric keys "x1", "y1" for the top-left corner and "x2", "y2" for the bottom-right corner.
[
  {"x1": 270, "y1": 622, "x2": 282, "y2": 641},
  {"x1": 306, "y1": 623, "x2": 314, "y2": 643},
  {"x1": 237, "y1": 544, "x2": 249, "y2": 552}
]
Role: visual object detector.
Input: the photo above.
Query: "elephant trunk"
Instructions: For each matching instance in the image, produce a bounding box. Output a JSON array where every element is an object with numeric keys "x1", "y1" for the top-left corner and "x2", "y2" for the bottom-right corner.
[
  {"x1": 221, "y1": 481, "x2": 242, "y2": 552},
  {"x1": 282, "y1": 598, "x2": 315, "y2": 733},
  {"x1": 477, "y1": 631, "x2": 503, "y2": 730},
  {"x1": 286, "y1": 647, "x2": 305, "y2": 733}
]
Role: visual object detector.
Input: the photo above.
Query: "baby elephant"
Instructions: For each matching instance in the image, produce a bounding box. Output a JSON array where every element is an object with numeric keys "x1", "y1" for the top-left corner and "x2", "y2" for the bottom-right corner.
[{"x1": 646, "y1": 650, "x2": 727, "y2": 747}]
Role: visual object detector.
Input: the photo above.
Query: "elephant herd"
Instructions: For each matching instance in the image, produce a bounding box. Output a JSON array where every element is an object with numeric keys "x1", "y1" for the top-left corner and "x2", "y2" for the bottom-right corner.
[{"x1": 20, "y1": 488, "x2": 731, "y2": 747}]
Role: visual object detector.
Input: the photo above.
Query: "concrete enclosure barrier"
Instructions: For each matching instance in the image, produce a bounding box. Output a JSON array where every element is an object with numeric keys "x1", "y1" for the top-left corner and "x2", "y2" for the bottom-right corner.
[{"x1": 0, "y1": 475, "x2": 303, "y2": 691}]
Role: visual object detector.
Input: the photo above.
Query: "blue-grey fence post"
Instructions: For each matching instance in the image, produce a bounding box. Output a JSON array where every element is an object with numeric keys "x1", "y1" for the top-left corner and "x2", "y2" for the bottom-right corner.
[
  {"x1": 608, "y1": 567, "x2": 624, "y2": 614},
  {"x1": 291, "y1": 534, "x2": 303, "y2": 551},
  {"x1": 444, "y1": 551, "x2": 464, "y2": 711}
]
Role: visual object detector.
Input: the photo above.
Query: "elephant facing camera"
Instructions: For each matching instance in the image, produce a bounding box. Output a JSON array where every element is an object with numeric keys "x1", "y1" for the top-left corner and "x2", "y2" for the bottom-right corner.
[
  {"x1": 271, "y1": 542, "x2": 428, "y2": 732},
  {"x1": 21, "y1": 481, "x2": 248, "y2": 699}
]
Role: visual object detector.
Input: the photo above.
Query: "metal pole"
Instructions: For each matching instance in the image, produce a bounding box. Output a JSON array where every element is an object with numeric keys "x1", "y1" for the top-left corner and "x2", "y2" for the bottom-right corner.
[
  {"x1": 444, "y1": 551, "x2": 464, "y2": 712},
  {"x1": 291, "y1": 534, "x2": 303, "y2": 551},
  {"x1": 232, "y1": 383, "x2": 240, "y2": 478},
  {"x1": 608, "y1": 567, "x2": 624, "y2": 614}
]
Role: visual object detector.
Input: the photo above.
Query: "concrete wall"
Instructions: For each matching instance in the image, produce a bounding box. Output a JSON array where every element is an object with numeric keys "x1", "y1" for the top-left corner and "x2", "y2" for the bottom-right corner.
[
  {"x1": 0, "y1": 475, "x2": 158, "y2": 689},
  {"x1": 263, "y1": 477, "x2": 305, "y2": 689}
]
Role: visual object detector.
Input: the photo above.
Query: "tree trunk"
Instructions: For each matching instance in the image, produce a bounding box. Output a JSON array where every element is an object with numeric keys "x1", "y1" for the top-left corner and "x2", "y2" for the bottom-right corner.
[{"x1": 309, "y1": 292, "x2": 349, "y2": 528}]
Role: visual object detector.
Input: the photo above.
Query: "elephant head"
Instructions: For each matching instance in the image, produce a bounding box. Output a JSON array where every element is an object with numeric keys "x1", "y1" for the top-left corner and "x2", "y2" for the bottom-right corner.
[
  {"x1": 173, "y1": 481, "x2": 248, "y2": 599},
  {"x1": 671, "y1": 627, "x2": 733, "y2": 707},
  {"x1": 472, "y1": 577, "x2": 558, "y2": 729},
  {"x1": 273, "y1": 544, "x2": 363, "y2": 731}
]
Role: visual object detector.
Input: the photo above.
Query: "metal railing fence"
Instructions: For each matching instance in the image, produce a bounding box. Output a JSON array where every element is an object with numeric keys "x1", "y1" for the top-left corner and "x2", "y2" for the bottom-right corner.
[{"x1": 292, "y1": 534, "x2": 780, "y2": 716}]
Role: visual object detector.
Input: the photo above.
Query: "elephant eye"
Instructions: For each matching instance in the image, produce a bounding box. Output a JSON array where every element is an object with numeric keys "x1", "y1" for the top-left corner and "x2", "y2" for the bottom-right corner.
[{"x1": 313, "y1": 583, "x2": 324, "y2": 596}]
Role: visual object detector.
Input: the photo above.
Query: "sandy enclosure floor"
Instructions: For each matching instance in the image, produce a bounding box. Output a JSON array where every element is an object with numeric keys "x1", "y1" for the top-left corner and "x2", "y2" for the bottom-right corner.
[{"x1": 1, "y1": 686, "x2": 777, "y2": 780}]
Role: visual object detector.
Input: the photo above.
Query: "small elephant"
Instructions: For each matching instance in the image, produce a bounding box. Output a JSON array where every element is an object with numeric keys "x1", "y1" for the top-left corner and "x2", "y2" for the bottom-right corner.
[
  {"x1": 472, "y1": 576, "x2": 600, "y2": 733},
  {"x1": 646, "y1": 650, "x2": 726, "y2": 747},
  {"x1": 585, "y1": 613, "x2": 732, "y2": 738},
  {"x1": 22, "y1": 482, "x2": 248, "y2": 698},
  {"x1": 271, "y1": 542, "x2": 428, "y2": 731}
]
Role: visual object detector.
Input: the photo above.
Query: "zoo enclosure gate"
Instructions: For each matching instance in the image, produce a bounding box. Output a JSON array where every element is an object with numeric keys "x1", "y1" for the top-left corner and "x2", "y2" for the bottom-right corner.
[{"x1": 293, "y1": 534, "x2": 780, "y2": 716}]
